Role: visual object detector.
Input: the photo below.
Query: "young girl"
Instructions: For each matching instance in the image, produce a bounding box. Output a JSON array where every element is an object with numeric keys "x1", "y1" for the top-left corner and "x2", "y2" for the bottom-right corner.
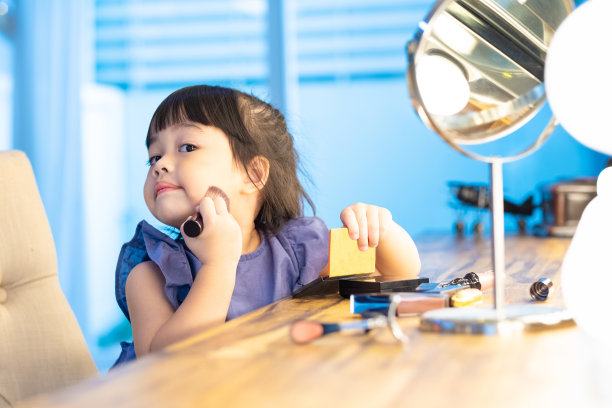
[{"x1": 113, "y1": 85, "x2": 421, "y2": 366}]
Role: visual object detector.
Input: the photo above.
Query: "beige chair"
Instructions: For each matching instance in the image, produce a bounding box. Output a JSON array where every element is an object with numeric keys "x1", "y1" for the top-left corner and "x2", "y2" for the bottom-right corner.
[{"x1": 0, "y1": 150, "x2": 98, "y2": 407}]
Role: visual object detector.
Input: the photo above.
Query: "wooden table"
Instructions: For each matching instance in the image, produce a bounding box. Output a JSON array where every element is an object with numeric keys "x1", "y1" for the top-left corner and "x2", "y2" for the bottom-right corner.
[{"x1": 18, "y1": 234, "x2": 611, "y2": 407}]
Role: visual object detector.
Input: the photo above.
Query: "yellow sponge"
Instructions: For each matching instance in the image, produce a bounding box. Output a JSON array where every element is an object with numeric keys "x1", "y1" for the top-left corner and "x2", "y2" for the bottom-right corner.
[{"x1": 328, "y1": 228, "x2": 376, "y2": 277}]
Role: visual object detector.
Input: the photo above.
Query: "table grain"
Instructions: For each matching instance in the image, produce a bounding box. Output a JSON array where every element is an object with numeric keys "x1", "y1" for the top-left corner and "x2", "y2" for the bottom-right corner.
[{"x1": 18, "y1": 234, "x2": 611, "y2": 408}]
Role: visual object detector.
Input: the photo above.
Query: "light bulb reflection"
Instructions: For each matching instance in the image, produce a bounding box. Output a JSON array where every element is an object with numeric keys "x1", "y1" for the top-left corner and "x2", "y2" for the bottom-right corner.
[{"x1": 416, "y1": 54, "x2": 470, "y2": 116}]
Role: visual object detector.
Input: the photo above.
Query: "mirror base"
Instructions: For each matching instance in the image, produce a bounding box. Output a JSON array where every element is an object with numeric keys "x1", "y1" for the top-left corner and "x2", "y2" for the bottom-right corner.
[{"x1": 419, "y1": 304, "x2": 574, "y2": 335}]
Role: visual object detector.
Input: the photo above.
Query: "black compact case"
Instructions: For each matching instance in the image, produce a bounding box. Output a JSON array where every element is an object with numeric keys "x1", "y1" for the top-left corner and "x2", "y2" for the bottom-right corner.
[
  {"x1": 338, "y1": 276, "x2": 429, "y2": 298},
  {"x1": 291, "y1": 274, "x2": 371, "y2": 298},
  {"x1": 292, "y1": 274, "x2": 430, "y2": 299}
]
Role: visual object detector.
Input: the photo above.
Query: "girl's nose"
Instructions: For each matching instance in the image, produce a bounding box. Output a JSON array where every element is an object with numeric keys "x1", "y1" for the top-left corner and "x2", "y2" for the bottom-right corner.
[{"x1": 153, "y1": 156, "x2": 171, "y2": 175}]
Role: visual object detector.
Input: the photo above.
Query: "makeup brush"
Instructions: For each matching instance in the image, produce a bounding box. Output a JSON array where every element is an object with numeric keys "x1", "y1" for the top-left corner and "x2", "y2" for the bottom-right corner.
[
  {"x1": 290, "y1": 315, "x2": 388, "y2": 344},
  {"x1": 182, "y1": 186, "x2": 231, "y2": 238}
]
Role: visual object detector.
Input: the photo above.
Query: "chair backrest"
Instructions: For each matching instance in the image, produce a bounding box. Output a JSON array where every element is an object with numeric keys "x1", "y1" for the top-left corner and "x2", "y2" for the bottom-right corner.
[{"x1": 0, "y1": 150, "x2": 98, "y2": 407}]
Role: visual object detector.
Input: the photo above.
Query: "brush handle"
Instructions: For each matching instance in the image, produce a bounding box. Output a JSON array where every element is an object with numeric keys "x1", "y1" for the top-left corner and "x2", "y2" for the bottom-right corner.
[
  {"x1": 326, "y1": 315, "x2": 387, "y2": 334},
  {"x1": 183, "y1": 215, "x2": 202, "y2": 237},
  {"x1": 181, "y1": 186, "x2": 231, "y2": 238},
  {"x1": 290, "y1": 315, "x2": 389, "y2": 345}
]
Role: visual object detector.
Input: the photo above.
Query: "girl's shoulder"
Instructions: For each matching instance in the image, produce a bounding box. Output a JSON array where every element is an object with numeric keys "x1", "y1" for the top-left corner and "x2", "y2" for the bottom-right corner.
[
  {"x1": 272, "y1": 216, "x2": 330, "y2": 264},
  {"x1": 271, "y1": 217, "x2": 329, "y2": 284},
  {"x1": 275, "y1": 216, "x2": 329, "y2": 243}
]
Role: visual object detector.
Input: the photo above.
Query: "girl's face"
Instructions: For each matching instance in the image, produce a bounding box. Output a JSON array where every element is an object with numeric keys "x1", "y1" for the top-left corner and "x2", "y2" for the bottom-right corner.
[{"x1": 144, "y1": 122, "x2": 245, "y2": 228}]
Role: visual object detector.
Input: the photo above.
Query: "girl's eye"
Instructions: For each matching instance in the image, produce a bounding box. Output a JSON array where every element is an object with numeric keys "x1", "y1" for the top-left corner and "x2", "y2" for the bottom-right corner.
[
  {"x1": 179, "y1": 144, "x2": 197, "y2": 153},
  {"x1": 147, "y1": 155, "x2": 161, "y2": 166}
]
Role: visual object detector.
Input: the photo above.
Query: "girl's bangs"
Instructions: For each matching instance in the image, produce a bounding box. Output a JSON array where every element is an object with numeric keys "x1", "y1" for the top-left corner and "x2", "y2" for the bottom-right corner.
[{"x1": 147, "y1": 92, "x2": 213, "y2": 147}]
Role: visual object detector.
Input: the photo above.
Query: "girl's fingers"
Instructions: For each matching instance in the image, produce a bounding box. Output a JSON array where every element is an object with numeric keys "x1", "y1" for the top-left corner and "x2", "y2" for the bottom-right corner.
[
  {"x1": 340, "y1": 207, "x2": 359, "y2": 240},
  {"x1": 213, "y1": 195, "x2": 229, "y2": 215},
  {"x1": 199, "y1": 196, "x2": 216, "y2": 227},
  {"x1": 355, "y1": 206, "x2": 369, "y2": 251},
  {"x1": 366, "y1": 206, "x2": 380, "y2": 248},
  {"x1": 341, "y1": 203, "x2": 391, "y2": 251}
]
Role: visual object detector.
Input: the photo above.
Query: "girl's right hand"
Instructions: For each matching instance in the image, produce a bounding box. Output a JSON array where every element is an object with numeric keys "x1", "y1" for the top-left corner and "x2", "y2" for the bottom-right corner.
[{"x1": 181, "y1": 195, "x2": 242, "y2": 269}]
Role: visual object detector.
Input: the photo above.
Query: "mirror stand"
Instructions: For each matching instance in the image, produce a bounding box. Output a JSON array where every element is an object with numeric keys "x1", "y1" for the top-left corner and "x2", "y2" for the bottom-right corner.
[
  {"x1": 420, "y1": 159, "x2": 573, "y2": 334},
  {"x1": 407, "y1": 0, "x2": 577, "y2": 335}
]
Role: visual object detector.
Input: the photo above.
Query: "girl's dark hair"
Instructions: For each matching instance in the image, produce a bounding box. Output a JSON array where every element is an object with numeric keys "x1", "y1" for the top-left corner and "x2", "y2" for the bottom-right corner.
[{"x1": 147, "y1": 85, "x2": 315, "y2": 234}]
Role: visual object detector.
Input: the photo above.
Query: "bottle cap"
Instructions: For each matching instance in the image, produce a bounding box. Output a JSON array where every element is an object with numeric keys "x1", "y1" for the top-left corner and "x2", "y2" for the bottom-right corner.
[{"x1": 530, "y1": 278, "x2": 553, "y2": 301}]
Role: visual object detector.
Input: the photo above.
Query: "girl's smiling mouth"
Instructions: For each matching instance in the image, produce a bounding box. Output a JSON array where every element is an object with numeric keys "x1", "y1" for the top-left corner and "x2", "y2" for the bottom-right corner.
[{"x1": 155, "y1": 181, "x2": 180, "y2": 196}]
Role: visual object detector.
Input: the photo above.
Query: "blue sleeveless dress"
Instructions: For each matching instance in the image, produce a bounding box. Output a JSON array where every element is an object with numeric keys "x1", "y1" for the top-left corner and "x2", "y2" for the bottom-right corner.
[{"x1": 113, "y1": 217, "x2": 329, "y2": 367}]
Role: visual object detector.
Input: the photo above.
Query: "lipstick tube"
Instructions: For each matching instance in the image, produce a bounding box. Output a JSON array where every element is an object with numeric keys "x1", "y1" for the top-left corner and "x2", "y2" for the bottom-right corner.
[
  {"x1": 351, "y1": 292, "x2": 450, "y2": 316},
  {"x1": 351, "y1": 287, "x2": 484, "y2": 316}
]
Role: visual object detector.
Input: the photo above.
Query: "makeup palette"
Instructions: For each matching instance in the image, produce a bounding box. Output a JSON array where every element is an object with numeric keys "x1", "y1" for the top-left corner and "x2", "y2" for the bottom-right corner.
[
  {"x1": 293, "y1": 227, "x2": 429, "y2": 298},
  {"x1": 338, "y1": 276, "x2": 429, "y2": 298}
]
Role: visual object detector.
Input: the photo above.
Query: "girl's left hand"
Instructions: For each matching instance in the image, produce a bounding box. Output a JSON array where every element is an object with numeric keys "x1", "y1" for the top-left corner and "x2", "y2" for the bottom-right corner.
[{"x1": 340, "y1": 203, "x2": 392, "y2": 251}]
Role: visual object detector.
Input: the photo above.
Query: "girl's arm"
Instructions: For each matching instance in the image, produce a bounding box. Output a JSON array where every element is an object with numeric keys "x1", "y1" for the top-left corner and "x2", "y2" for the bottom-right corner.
[
  {"x1": 372, "y1": 220, "x2": 421, "y2": 277},
  {"x1": 127, "y1": 195, "x2": 242, "y2": 356},
  {"x1": 340, "y1": 203, "x2": 421, "y2": 278},
  {"x1": 126, "y1": 259, "x2": 237, "y2": 356}
]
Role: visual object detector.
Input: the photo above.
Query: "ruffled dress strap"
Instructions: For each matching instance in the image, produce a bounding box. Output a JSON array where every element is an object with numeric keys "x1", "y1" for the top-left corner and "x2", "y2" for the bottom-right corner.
[
  {"x1": 112, "y1": 220, "x2": 201, "y2": 369},
  {"x1": 114, "y1": 221, "x2": 149, "y2": 321},
  {"x1": 115, "y1": 220, "x2": 201, "y2": 322}
]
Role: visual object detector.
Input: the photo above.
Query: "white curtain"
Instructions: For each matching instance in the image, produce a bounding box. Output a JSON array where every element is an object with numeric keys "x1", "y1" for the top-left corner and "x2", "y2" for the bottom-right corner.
[{"x1": 12, "y1": 0, "x2": 92, "y2": 334}]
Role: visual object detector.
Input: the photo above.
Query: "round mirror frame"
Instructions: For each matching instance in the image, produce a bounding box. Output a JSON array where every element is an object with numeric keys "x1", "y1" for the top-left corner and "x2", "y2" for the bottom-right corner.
[{"x1": 406, "y1": 0, "x2": 564, "y2": 164}]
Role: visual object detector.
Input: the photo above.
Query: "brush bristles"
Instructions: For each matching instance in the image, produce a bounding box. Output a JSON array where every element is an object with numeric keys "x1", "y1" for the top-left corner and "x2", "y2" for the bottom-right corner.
[
  {"x1": 181, "y1": 186, "x2": 230, "y2": 238},
  {"x1": 290, "y1": 320, "x2": 324, "y2": 344},
  {"x1": 206, "y1": 185, "x2": 230, "y2": 211}
]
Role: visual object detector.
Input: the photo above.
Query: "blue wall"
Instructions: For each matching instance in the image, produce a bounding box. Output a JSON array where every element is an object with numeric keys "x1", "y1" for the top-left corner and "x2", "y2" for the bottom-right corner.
[{"x1": 296, "y1": 79, "x2": 606, "y2": 235}]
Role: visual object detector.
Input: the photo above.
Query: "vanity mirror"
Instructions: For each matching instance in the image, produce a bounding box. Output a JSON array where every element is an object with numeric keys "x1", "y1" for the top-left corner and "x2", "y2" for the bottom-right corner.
[{"x1": 406, "y1": 0, "x2": 575, "y2": 333}]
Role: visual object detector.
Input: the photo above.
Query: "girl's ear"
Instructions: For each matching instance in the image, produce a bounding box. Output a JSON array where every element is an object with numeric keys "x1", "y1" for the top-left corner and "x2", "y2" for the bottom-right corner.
[{"x1": 243, "y1": 156, "x2": 270, "y2": 193}]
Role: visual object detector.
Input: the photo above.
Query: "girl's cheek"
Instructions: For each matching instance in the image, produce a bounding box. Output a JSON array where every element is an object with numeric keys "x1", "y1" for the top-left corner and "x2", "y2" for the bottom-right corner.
[{"x1": 143, "y1": 178, "x2": 154, "y2": 202}]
